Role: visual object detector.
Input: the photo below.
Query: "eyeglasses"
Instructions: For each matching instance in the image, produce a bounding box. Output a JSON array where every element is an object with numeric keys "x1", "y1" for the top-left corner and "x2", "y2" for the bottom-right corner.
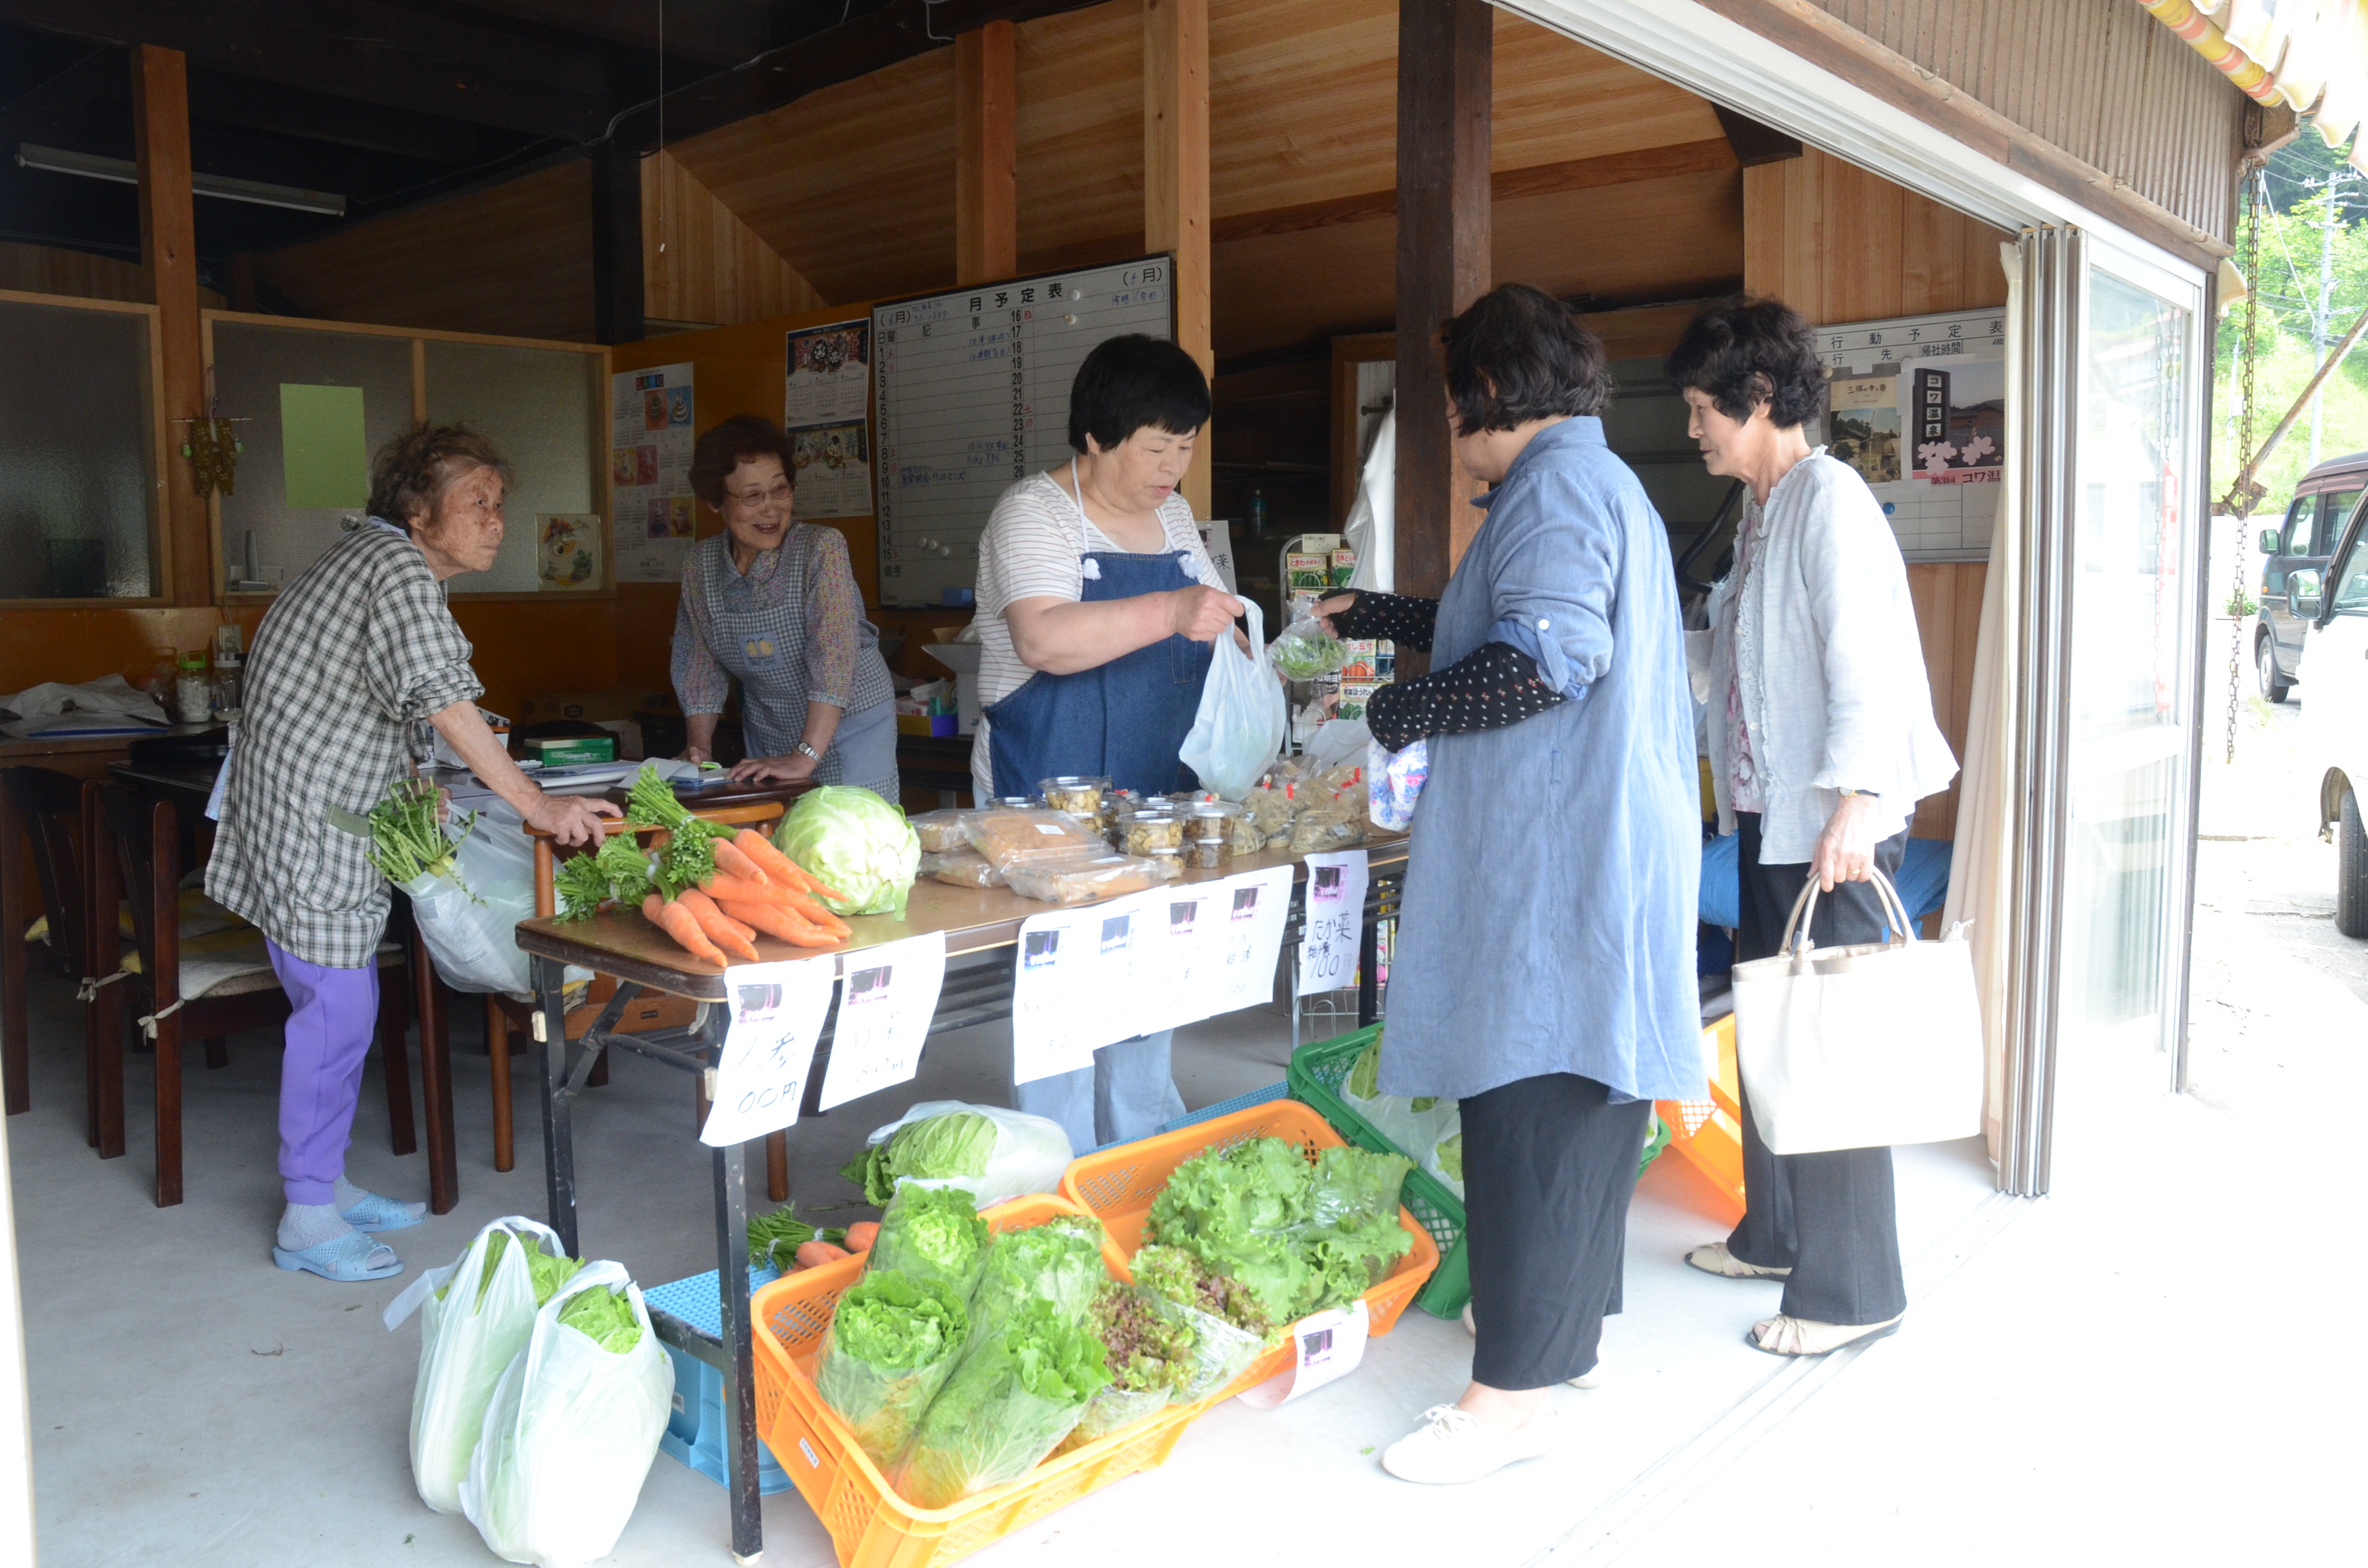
[{"x1": 724, "y1": 484, "x2": 794, "y2": 507}]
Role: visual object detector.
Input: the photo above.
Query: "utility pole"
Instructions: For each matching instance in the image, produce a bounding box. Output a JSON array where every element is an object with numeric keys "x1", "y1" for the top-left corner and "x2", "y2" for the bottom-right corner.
[{"x1": 2308, "y1": 169, "x2": 2353, "y2": 466}]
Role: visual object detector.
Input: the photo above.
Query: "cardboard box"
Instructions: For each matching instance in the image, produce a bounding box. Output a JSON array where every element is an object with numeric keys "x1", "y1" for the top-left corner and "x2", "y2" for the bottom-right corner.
[{"x1": 525, "y1": 733, "x2": 616, "y2": 765}]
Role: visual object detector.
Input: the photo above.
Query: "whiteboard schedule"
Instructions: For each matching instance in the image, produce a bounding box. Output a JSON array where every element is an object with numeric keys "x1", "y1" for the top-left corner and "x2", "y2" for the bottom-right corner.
[{"x1": 873, "y1": 256, "x2": 1178, "y2": 608}]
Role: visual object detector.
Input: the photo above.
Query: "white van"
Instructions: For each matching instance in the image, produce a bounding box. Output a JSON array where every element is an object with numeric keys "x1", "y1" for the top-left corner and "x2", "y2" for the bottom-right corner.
[{"x1": 2290, "y1": 493, "x2": 2368, "y2": 936}]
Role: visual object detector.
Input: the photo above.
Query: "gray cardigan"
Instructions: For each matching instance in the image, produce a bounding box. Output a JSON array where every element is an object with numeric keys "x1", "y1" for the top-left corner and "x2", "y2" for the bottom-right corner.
[{"x1": 1698, "y1": 451, "x2": 1957, "y2": 864}]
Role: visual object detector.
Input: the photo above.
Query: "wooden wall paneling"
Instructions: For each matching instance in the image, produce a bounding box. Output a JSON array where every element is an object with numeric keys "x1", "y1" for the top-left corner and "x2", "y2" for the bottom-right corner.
[
  {"x1": 1146, "y1": 0, "x2": 1213, "y2": 516},
  {"x1": 956, "y1": 22, "x2": 1020, "y2": 286},
  {"x1": 131, "y1": 45, "x2": 208, "y2": 607},
  {"x1": 1013, "y1": 7, "x2": 1142, "y2": 263},
  {"x1": 1905, "y1": 559, "x2": 1986, "y2": 842},
  {"x1": 0, "y1": 243, "x2": 225, "y2": 309},
  {"x1": 1819, "y1": 156, "x2": 1904, "y2": 326},
  {"x1": 1743, "y1": 147, "x2": 2011, "y2": 323},
  {"x1": 641, "y1": 152, "x2": 827, "y2": 327},
  {"x1": 258, "y1": 161, "x2": 598, "y2": 342}
]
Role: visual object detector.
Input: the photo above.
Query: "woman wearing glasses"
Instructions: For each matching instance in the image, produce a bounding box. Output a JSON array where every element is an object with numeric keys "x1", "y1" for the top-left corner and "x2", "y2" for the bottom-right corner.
[{"x1": 672, "y1": 414, "x2": 899, "y2": 797}]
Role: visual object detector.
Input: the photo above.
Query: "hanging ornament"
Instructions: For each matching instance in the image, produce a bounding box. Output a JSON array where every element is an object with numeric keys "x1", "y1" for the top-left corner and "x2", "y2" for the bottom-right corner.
[{"x1": 178, "y1": 415, "x2": 246, "y2": 499}]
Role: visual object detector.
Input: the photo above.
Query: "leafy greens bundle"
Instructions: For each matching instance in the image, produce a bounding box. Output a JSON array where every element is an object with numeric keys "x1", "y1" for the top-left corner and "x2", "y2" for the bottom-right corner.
[
  {"x1": 965, "y1": 1218, "x2": 1108, "y2": 1343},
  {"x1": 840, "y1": 1111, "x2": 998, "y2": 1207},
  {"x1": 867, "y1": 1185, "x2": 991, "y2": 1302},
  {"x1": 1142, "y1": 1138, "x2": 1413, "y2": 1323},
  {"x1": 814, "y1": 1270, "x2": 970, "y2": 1469},
  {"x1": 1128, "y1": 1243, "x2": 1275, "y2": 1401},
  {"x1": 892, "y1": 1298, "x2": 1110, "y2": 1508},
  {"x1": 555, "y1": 1284, "x2": 644, "y2": 1354}
]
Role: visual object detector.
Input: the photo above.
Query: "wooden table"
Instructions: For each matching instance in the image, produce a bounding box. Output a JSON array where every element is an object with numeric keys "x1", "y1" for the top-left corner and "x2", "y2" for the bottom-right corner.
[{"x1": 511, "y1": 831, "x2": 1407, "y2": 1562}]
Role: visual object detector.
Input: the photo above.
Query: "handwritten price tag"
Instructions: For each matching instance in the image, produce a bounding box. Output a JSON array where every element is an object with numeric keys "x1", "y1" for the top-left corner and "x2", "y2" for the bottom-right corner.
[
  {"x1": 1295, "y1": 850, "x2": 1369, "y2": 997},
  {"x1": 816, "y1": 932, "x2": 948, "y2": 1113},
  {"x1": 702, "y1": 957, "x2": 837, "y2": 1146}
]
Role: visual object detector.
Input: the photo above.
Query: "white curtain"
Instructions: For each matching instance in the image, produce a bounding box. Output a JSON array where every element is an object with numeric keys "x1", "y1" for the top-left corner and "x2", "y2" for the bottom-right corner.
[
  {"x1": 1943, "y1": 241, "x2": 2025, "y2": 1170},
  {"x1": 1344, "y1": 407, "x2": 1395, "y2": 592}
]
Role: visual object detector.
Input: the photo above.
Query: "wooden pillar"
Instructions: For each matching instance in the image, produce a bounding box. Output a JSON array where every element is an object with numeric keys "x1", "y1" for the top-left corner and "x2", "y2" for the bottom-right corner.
[
  {"x1": 591, "y1": 144, "x2": 645, "y2": 345},
  {"x1": 131, "y1": 45, "x2": 210, "y2": 606},
  {"x1": 1393, "y1": 0, "x2": 1492, "y2": 598},
  {"x1": 1144, "y1": 0, "x2": 1212, "y2": 518},
  {"x1": 955, "y1": 22, "x2": 1018, "y2": 288}
]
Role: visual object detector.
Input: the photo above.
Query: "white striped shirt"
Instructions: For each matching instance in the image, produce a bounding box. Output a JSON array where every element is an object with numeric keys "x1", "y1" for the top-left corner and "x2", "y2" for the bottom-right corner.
[{"x1": 969, "y1": 468, "x2": 1221, "y2": 799}]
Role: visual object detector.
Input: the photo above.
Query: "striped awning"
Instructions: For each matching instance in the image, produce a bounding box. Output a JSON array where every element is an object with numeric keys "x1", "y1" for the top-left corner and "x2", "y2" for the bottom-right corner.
[{"x1": 2138, "y1": 1, "x2": 2368, "y2": 168}]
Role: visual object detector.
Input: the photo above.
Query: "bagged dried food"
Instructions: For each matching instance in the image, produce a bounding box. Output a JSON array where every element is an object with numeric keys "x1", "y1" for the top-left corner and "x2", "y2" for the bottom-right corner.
[
  {"x1": 908, "y1": 809, "x2": 973, "y2": 854},
  {"x1": 919, "y1": 848, "x2": 1005, "y2": 889},
  {"x1": 1288, "y1": 812, "x2": 1363, "y2": 854},
  {"x1": 963, "y1": 807, "x2": 1108, "y2": 870},
  {"x1": 1115, "y1": 808, "x2": 1186, "y2": 856},
  {"x1": 1001, "y1": 852, "x2": 1181, "y2": 905}
]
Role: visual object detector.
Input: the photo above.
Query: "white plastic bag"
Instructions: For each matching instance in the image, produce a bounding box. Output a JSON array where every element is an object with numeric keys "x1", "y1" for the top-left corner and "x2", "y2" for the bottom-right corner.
[
  {"x1": 1303, "y1": 717, "x2": 1371, "y2": 774},
  {"x1": 382, "y1": 1216, "x2": 570, "y2": 1515},
  {"x1": 404, "y1": 816, "x2": 537, "y2": 996},
  {"x1": 1415, "y1": 1107, "x2": 1465, "y2": 1200},
  {"x1": 1180, "y1": 598, "x2": 1286, "y2": 801},
  {"x1": 853, "y1": 1100, "x2": 1073, "y2": 1207},
  {"x1": 460, "y1": 1262, "x2": 673, "y2": 1568}
]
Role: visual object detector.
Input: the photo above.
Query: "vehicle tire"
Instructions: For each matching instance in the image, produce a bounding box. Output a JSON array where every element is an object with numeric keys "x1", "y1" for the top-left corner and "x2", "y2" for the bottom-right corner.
[
  {"x1": 2339, "y1": 788, "x2": 2367, "y2": 940},
  {"x1": 2258, "y1": 633, "x2": 2292, "y2": 703}
]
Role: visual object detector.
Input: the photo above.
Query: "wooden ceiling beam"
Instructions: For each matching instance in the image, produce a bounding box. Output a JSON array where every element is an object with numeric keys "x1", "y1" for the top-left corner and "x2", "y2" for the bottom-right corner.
[
  {"x1": 1212, "y1": 137, "x2": 1739, "y2": 245},
  {"x1": 2, "y1": 0, "x2": 614, "y2": 142}
]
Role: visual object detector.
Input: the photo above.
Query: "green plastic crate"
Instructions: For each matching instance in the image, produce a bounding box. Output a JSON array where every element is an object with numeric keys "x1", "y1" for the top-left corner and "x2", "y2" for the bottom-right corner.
[{"x1": 1288, "y1": 1026, "x2": 1668, "y2": 1322}]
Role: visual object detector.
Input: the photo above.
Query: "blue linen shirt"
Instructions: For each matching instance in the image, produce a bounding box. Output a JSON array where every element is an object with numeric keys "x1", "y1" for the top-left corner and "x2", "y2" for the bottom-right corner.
[{"x1": 1377, "y1": 417, "x2": 1702, "y2": 1105}]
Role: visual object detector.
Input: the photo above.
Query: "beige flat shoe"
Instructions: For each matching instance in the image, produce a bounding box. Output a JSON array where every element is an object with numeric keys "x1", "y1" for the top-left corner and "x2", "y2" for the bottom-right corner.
[
  {"x1": 1381, "y1": 1403, "x2": 1559, "y2": 1485},
  {"x1": 1461, "y1": 1300, "x2": 1604, "y2": 1387},
  {"x1": 1685, "y1": 1242, "x2": 1792, "y2": 1280},
  {"x1": 1747, "y1": 1312, "x2": 1903, "y2": 1356}
]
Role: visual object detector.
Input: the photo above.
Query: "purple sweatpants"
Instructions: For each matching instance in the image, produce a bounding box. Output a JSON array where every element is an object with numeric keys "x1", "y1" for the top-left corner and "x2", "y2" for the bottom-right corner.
[{"x1": 266, "y1": 940, "x2": 380, "y2": 1205}]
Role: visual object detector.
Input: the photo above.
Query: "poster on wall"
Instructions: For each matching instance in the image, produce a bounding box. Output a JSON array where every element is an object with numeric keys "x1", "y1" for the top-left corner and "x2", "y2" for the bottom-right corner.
[
  {"x1": 536, "y1": 513, "x2": 603, "y2": 589},
  {"x1": 789, "y1": 418, "x2": 873, "y2": 520},
  {"x1": 784, "y1": 320, "x2": 871, "y2": 427},
  {"x1": 612, "y1": 362, "x2": 696, "y2": 584},
  {"x1": 1809, "y1": 308, "x2": 2006, "y2": 562}
]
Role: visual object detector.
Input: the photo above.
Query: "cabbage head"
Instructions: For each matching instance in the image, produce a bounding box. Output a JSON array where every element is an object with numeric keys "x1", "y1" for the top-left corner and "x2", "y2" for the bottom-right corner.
[{"x1": 773, "y1": 786, "x2": 921, "y2": 916}]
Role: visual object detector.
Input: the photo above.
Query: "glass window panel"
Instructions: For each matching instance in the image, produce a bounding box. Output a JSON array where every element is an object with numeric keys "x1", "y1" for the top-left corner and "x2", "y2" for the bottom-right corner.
[
  {"x1": 2331, "y1": 533, "x2": 2368, "y2": 616},
  {"x1": 2282, "y1": 495, "x2": 2316, "y2": 553},
  {"x1": 2312, "y1": 489, "x2": 2358, "y2": 556},
  {"x1": 2064, "y1": 269, "x2": 2196, "y2": 1059},
  {"x1": 0, "y1": 299, "x2": 157, "y2": 598},
  {"x1": 423, "y1": 341, "x2": 602, "y2": 593},
  {"x1": 212, "y1": 321, "x2": 414, "y2": 592}
]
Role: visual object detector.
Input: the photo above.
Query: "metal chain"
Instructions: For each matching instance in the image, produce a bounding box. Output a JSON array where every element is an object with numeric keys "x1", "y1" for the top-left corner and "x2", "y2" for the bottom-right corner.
[{"x1": 2228, "y1": 169, "x2": 2265, "y2": 765}]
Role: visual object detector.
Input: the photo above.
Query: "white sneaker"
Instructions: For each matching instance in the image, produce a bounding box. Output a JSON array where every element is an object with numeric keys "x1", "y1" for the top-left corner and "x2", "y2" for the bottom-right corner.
[
  {"x1": 1461, "y1": 1300, "x2": 1604, "y2": 1388},
  {"x1": 1380, "y1": 1403, "x2": 1559, "y2": 1485}
]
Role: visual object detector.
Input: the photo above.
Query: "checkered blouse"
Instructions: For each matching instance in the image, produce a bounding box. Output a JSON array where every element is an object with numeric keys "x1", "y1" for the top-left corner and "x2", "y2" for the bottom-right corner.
[{"x1": 206, "y1": 520, "x2": 483, "y2": 967}]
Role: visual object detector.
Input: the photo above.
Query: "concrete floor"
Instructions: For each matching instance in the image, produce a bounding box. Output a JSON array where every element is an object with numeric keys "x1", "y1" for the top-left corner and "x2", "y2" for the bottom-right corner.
[{"x1": 8, "y1": 695, "x2": 2356, "y2": 1566}]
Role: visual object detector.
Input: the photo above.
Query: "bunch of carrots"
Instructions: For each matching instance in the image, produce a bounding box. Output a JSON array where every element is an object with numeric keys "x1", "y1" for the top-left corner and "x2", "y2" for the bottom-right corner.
[{"x1": 552, "y1": 764, "x2": 855, "y2": 968}]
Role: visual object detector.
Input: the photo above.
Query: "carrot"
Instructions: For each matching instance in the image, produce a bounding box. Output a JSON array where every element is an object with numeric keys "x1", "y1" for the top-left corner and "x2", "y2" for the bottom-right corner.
[
  {"x1": 712, "y1": 837, "x2": 771, "y2": 886},
  {"x1": 780, "y1": 888, "x2": 852, "y2": 938},
  {"x1": 843, "y1": 1221, "x2": 880, "y2": 1253},
  {"x1": 736, "y1": 829, "x2": 848, "y2": 903},
  {"x1": 642, "y1": 894, "x2": 725, "y2": 967},
  {"x1": 794, "y1": 1240, "x2": 851, "y2": 1270},
  {"x1": 701, "y1": 870, "x2": 790, "y2": 907},
  {"x1": 719, "y1": 897, "x2": 841, "y2": 950},
  {"x1": 676, "y1": 887, "x2": 761, "y2": 963}
]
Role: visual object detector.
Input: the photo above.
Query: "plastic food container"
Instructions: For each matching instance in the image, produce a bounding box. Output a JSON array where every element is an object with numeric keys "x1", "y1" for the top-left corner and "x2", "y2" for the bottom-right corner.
[
  {"x1": 1037, "y1": 776, "x2": 1110, "y2": 819},
  {"x1": 963, "y1": 807, "x2": 1109, "y2": 869},
  {"x1": 918, "y1": 848, "x2": 1005, "y2": 889},
  {"x1": 1116, "y1": 808, "x2": 1185, "y2": 856},
  {"x1": 1002, "y1": 853, "x2": 1181, "y2": 905},
  {"x1": 908, "y1": 809, "x2": 972, "y2": 854}
]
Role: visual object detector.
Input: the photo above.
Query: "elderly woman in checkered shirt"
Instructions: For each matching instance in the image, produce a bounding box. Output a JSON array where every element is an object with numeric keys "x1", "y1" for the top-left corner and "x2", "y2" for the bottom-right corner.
[{"x1": 208, "y1": 424, "x2": 616, "y2": 1282}]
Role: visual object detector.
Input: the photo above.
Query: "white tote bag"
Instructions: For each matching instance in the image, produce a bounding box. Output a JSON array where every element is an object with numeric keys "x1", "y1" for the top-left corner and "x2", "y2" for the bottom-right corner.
[{"x1": 1731, "y1": 868, "x2": 1983, "y2": 1156}]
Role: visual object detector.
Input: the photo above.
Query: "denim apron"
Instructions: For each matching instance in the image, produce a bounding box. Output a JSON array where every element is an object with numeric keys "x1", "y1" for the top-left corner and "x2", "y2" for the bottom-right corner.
[{"x1": 983, "y1": 462, "x2": 1205, "y2": 1147}]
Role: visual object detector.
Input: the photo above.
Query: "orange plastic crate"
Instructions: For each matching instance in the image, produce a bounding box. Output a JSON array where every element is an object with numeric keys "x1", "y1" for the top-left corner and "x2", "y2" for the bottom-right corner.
[
  {"x1": 1059, "y1": 1098, "x2": 1441, "y2": 1400},
  {"x1": 750, "y1": 1193, "x2": 1194, "y2": 1568},
  {"x1": 1656, "y1": 1013, "x2": 1748, "y2": 1224}
]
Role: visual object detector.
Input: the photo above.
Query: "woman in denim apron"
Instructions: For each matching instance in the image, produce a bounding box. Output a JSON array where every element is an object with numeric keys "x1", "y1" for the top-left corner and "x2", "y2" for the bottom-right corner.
[{"x1": 972, "y1": 336, "x2": 1243, "y2": 1150}]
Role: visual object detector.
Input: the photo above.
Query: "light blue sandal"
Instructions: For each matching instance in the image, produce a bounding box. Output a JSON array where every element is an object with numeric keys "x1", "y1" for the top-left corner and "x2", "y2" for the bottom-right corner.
[
  {"x1": 273, "y1": 1230, "x2": 404, "y2": 1282},
  {"x1": 339, "y1": 1189, "x2": 427, "y2": 1234}
]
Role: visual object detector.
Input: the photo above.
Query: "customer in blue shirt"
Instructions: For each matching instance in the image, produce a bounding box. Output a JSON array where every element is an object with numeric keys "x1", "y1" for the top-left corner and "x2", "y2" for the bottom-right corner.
[{"x1": 1316, "y1": 284, "x2": 1700, "y2": 1485}]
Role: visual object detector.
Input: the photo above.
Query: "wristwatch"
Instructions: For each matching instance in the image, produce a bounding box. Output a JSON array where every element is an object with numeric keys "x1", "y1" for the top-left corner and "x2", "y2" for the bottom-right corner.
[
  {"x1": 794, "y1": 741, "x2": 823, "y2": 763},
  {"x1": 1836, "y1": 787, "x2": 1870, "y2": 798}
]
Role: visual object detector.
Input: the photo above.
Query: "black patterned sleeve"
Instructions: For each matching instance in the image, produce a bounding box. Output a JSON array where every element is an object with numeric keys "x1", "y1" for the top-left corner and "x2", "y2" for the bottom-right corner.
[
  {"x1": 1363, "y1": 640, "x2": 1566, "y2": 752},
  {"x1": 1330, "y1": 591, "x2": 1438, "y2": 650}
]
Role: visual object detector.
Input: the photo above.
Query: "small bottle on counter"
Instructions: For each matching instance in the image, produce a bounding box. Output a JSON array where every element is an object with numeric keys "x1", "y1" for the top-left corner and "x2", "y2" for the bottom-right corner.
[
  {"x1": 1249, "y1": 489, "x2": 1268, "y2": 535},
  {"x1": 173, "y1": 653, "x2": 213, "y2": 726}
]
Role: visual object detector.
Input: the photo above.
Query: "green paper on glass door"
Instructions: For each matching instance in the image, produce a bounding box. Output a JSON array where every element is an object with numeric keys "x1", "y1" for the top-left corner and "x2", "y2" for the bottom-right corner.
[{"x1": 280, "y1": 384, "x2": 368, "y2": 508}]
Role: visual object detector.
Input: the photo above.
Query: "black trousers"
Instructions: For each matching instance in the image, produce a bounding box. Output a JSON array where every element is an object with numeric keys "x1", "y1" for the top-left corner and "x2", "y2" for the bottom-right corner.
[
  {"x1": 1725, "y1": 812, "x2": 1911, "y2": 1327},
  {"x1": 1462, "y1": 1071, "x2": 1653, "y2": 1390}
]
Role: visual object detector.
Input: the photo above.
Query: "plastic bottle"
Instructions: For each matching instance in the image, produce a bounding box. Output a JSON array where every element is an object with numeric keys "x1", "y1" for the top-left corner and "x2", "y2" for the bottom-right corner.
[
  {"x1": 1249, "y1": 489, "x2": 1268, "y2": 535},
  {"x1": 174, "y1": 652, "x2": 211, "y2": 726}
]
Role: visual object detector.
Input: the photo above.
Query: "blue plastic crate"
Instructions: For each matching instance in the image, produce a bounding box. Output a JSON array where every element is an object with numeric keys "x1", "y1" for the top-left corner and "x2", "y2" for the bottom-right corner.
[{"x1": 659, "y1": 1342, "x2": 793, "y2": 1496}]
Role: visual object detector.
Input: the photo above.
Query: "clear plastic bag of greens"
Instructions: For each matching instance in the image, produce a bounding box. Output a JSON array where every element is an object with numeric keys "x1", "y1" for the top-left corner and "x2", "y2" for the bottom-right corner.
[
  {"x1": 812, "y1": 1270, "x2": 970, "y2": 1471},
  {"x1": 1128, "y1": 1245, "x2": 1272, "y2": 1403},
  {"x1": 892, "y1": 1299, "x2": 1110, "y2": 1509},
  {"x1": 866, "y1": 1184, "x2": 991, "y2": 1302},
  {"x1": 966, "y1": 1216, "x2": 1109, "y2": 1343},
  {"x1": 1306, "y1": 1144, "x2": 1413, "y2": 1229},
  {"x1": 1069, "y1": 1382, "x2": 1173, "y2": 1448},
  {"x1": 1418, "y1": 1111, "x2": 1466, "y2": 1200},
  {"x1": 382, "y1": 1215, "x2": 580, "y2": 1515},
  {"x1": 1268, "y1": 614, "x2": 1349, "y2": 682}
]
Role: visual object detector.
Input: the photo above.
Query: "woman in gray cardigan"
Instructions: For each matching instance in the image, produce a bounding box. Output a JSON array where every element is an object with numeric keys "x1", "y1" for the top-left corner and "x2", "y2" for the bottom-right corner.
[{"x1": 1670, "y1": 297, "x2": 1957, "y2": 1356}]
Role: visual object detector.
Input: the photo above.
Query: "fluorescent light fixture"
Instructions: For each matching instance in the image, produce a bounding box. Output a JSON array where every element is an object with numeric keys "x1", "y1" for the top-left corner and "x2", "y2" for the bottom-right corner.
[{"x1": 14, "y1": 143, "x2": 345, "y2": 216}]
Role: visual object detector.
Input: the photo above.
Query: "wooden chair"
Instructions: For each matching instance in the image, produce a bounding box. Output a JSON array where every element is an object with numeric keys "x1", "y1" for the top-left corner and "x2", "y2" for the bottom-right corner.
[
  {"x1": 88, "y1": 781, "x2": 417, "y2": 1207},
  {"x1": 2, "y1": 765, "x2": 90, "y2": 1117}
]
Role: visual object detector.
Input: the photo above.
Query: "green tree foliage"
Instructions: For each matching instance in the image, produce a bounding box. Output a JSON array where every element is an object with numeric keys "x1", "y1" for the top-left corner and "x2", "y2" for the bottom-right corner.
[{"x1": 2215, "y1": 138, "x2": 2368, "y2": 517}]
